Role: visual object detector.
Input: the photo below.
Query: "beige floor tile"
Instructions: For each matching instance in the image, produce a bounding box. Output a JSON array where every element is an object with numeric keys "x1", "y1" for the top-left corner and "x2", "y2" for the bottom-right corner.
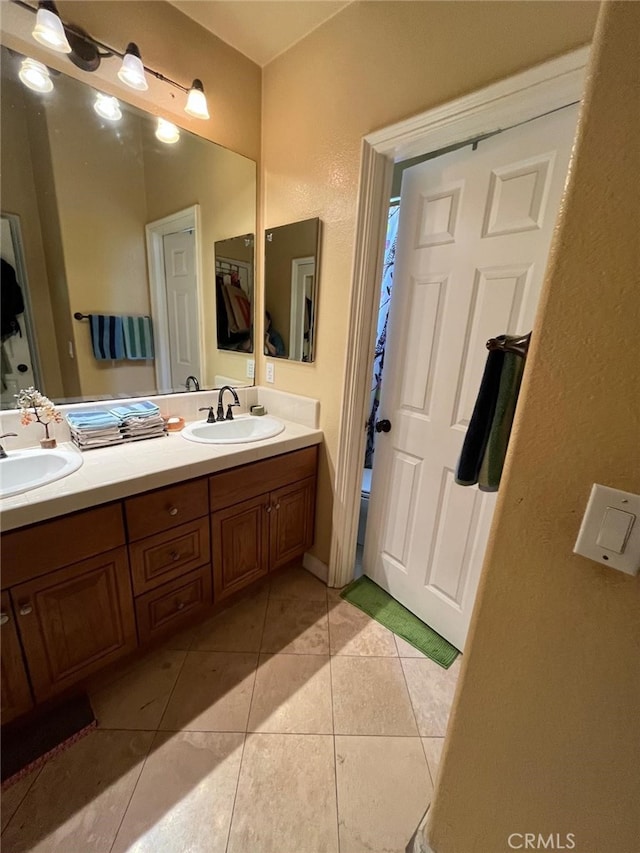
[
  {"x1": 111, "y1": 731, "x2": 244, "y2": 853},
  {"x1": 328, "y1": 599, "x2": 398, "y2": 656},
  {"x1": 227, "y1": 733, "x2": 338, "y2": 853},
  {"x1": 91, "y1": 649, "x2": 186, "y2": 730},
  {"x1": 261, "y1": 598, "x2": 329, "y2": 654},
  {"x1": 335, "y1": 735, "x2": 433, "y2": 853},
  {"x1": 248, "y1": 654, "x2": 333, "y2": 733},
  {"x1": 395, "y1": 634, "x2": 428, "y2": 657},
  {"x1": 2, "y1": 730, "x2": 153, "y2": 853},
  {"x1": 191, "y1": 594, "x2": 268, "y2": 653},
  {"x1": 159, "y1": 651, "x2": 257, "y2": 732},
  {"x1": 269, "y1": 565, "x2": 328, "y2": 601},
  {"x1": 422, "y1": 737, "x2": 446, "y2": 785},
  {"x1": 1, "y1": 768, "x2": 41, "y2": 832},
  {"x1": 332, "y1": 656, "x2": 418, "y2": 736},
  {"x1": 401, "y1": 657, "x2": 461, "y2": 736}
]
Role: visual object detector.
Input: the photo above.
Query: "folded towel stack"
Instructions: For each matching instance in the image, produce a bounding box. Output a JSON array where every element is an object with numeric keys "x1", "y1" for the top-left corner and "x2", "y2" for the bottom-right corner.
[
  {"x1": 66, "y1": 410, "x2": 124, "y2": 449},
  {"x1": 66, "y1": 401, "x2": 166, "y2": 451}
]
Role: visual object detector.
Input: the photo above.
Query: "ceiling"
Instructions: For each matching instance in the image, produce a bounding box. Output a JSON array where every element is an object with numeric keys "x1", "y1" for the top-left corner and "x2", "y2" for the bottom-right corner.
[{"x1": 168, "y1": 1, "x2": 351, "y2": 67}]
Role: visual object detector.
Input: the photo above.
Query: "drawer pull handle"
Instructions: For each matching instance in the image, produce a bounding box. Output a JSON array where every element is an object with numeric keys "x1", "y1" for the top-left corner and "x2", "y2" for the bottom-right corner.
[
  {"x1": 0, "y1": 612, "x2": 9, "y2": 626},
  {"x1": 19, "y1": 603, "x2": 33, "y2": 616},
  {"x1": 170, "y1": 551, "x2": 181, "y2": 562},
  {"x1": 175, "y1": 599, "x2": 185, "y2": 611},
  {"x1": 265, "y1": 505, "x2": 272, "y2": 513},
  {"x1": 168, "y1": 507, "x2": 179, "y2": 517}
]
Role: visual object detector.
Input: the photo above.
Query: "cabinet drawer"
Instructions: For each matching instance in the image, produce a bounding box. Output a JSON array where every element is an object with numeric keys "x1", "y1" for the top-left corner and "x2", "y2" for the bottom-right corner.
[
  {"x1": 125, "y1": 478, "x2": 208, "y2": 541},
  {"x1": 129, "y1": 518, "x2": 210, "y2": 595},
  {"x1": 136, "y1": 566, "x2": 212, "y2": 645},
  {"x1": 11, "y1": 547, "x2": 136, "y2": 701},
  {"x1": 1, "y1": 503, "x2": 125, "y2": 588},
  {"x1": 210, "y1": 445, "x2": 318, "y2": 511}
]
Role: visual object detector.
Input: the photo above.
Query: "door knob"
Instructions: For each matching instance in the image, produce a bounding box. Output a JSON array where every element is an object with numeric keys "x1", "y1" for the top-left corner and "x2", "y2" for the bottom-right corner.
[{"x1": 375, "y1": 419, "x2": 392, "y2": 433}]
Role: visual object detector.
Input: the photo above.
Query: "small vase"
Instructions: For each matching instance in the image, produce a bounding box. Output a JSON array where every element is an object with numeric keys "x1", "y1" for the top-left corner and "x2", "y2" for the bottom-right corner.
[{"x1": 40, "y1": 437, "x2": 57, "y2": 449}]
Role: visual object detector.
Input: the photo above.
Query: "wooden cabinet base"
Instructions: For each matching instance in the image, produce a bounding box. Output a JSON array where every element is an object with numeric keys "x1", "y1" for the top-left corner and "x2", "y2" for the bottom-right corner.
[{"x1": 135, "y1": 566, "x2": 213, "y2": 644}]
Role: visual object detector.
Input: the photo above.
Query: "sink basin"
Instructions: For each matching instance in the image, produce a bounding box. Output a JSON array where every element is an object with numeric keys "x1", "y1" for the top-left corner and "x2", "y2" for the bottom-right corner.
[
  {"x1": 181, "y1": 415, "x2": 285, "y2": 445},
  {"x1": 0, "y1": 446, "x2": 84, "y2": 499}
]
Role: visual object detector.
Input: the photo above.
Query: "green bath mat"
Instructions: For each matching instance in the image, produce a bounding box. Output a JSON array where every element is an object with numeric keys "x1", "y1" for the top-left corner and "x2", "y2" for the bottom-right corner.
[{"x1": 340, "y1": 576, "x2": 459, "y2": 668}]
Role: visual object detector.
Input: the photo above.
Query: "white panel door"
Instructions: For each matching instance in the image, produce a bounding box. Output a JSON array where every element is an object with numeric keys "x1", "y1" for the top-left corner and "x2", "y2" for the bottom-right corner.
[
  {"x1": 162, "y1": 229, "x2": 201, "y2": 391},
  {"x1": 363, "y1": 105, "x2": 579, "y2": 651}
]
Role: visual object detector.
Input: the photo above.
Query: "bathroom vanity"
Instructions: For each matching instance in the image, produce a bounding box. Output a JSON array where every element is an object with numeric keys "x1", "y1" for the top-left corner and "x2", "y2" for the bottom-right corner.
[{"x1": 0, "y1": 434, "x2": 320, "y2": 724}]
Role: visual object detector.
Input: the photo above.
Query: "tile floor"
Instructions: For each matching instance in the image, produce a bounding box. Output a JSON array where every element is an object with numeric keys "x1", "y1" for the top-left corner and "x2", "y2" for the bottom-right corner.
[{"x1": 1, "y1": 566, "x2": 460, "y2": 853}]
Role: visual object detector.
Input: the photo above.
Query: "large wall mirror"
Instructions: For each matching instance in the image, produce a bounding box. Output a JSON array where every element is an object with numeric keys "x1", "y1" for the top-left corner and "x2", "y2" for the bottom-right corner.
[
  {"x1": 0, "y1": 45, "x2": 256, "y2": 409},
  {"x1": 264, "y1": 218, "x2": 321, "y2": 362}
]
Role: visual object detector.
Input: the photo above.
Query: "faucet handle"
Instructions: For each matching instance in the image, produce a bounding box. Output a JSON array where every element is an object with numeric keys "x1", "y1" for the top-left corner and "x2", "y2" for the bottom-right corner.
[{"x1": 198, "y1": 406, "x2": 216, "y2": 424}]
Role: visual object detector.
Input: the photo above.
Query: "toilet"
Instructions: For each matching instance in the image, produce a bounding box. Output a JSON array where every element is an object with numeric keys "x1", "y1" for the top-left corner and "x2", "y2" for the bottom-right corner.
[{"x1": 357, "y1": 467, "x2": 373, "y2": 546}]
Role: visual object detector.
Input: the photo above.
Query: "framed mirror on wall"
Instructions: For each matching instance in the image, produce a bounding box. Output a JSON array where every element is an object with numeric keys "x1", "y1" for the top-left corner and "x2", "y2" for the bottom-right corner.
[
  {"x1": 264, "y1": 217, "x2": 321, "y2": 363},
  {"x1": 0, "y1": 45, "x2": 257, "y2": 408}
]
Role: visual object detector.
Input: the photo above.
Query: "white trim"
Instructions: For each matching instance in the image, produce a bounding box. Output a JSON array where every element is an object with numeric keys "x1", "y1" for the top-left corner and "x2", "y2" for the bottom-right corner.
[
  {"x1": 290, "y1": 256, "x2": 315, "y2": 361},
  {"x1": 145, "y1": 205, "x2": 203, "y2": 393},
  {"x1": 303, "y1": 551, "x2": 329, "y2": 584},
  {"x1": 328, "y1": 47, "x2": 590, "y2": 588}
]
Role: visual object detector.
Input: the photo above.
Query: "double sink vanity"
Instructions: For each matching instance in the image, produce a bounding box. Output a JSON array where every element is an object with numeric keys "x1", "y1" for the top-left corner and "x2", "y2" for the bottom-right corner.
[{"x1": 0, "y1": 395, "x2": 322, "y2": 725}]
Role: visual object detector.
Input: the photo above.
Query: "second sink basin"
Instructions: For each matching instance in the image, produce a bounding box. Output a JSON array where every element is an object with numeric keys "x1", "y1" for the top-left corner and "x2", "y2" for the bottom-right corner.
[
  {"x1": 0, "y1": 446, "x2": 84, "y2": 499},
  {"x1": 181, "y1": 415, "x2": 285, "y2": 445}
]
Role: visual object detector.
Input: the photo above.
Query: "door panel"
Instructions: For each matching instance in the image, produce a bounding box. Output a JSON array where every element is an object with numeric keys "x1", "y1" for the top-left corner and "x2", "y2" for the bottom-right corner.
[
  {"x1": 1, "y1": 590, "x2": 33, "y2": 723},
  {"x1": 364, "y1": 105, "x2": 579, "y2": 650},
  {"x1": 269, "y1": 478, "x2": 315, "y2": 570},
  {"x1": 12, "y1": 548, "x2": 136, "y2": 701},
  {"x1": 163, "y1": 229, "x2": 201, "y2": 390},
  {"x1": 212, "y1": 494, "x2": 270, "y2": 601}
]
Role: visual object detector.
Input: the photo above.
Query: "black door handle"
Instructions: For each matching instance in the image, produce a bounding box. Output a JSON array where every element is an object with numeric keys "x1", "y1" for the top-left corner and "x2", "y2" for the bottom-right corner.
[{"x1": 375, "y1": 419, "x2": 392, "y2": 433}]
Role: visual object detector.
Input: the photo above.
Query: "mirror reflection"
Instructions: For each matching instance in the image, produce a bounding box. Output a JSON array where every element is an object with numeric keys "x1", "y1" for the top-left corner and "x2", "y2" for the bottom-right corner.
[
  {"x1": 264, "y1": 218, "x2": 321, "y2": 362},
  {"x1": 0, "y1": 46, "x2": 256, "y2": 409},
  {"x1": 215, "y1": 233, "x2": 254, "y2": 354}
]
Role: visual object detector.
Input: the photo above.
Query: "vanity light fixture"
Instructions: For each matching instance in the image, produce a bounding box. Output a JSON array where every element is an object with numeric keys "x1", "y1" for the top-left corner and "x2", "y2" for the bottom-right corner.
[
  {"x1": 155, "y1": 118, "x2": 180, "y2": 144},
  {"x1": 18, "y1": 56, "x2": 53, "y2": 93},
  {"x1": 184, "y1": 79, "x2": 210, "y2": 120},
  {"x1": 93, "y1": 92, "x2": 122, "y2": 122},
  {"x1": 31, "y1": 0, "x2": 71, "y2": 54},
  {"x1": 11, "y1": 0, "x2": 211, "y2": 119},
  {"x1": 117, "y1": 42, "x2": 148, "y2": 91}
]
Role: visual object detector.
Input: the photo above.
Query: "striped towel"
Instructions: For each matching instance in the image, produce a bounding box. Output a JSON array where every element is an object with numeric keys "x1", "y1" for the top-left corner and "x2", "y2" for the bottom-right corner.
[
  {"x1": 89, "y1": 316, "x2": 125, "y2": 360},
  {"x1": 66, "y1": 409, "x2": 121, "y2": 430},
  {"x1": 123, "y1": 316, "x2": 154, "y2": 360},
  {"x1": 110, "y1": 400, "x2": 160, "y2": 421}
]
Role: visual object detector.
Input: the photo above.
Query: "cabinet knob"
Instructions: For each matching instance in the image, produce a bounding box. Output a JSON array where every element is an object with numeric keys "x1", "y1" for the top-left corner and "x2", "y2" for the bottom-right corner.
[
  {"x1": 19, "y1": 603, "x2": 33, "y2": 616},
  {"x1": 170, "y1": 550, "x2": 180, "y2": 562},
  {"x1": 265, "y1": 505, "x2": 272, "y2": 513},
  {"x1": 274, "y1": 503, "x2": 281, "y2": 511},
  {"x1": 0, "y1": 612, "x2": 9, "y2": 626},
  {"x1": 175, "y1": 599, "x2": 185, "y2": 611},
  {"x1": 168, "y1": 506, "x2": 179, "y2": 517}
]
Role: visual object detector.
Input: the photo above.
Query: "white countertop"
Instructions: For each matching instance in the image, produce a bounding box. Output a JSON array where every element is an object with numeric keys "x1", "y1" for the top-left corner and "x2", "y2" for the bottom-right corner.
[{"x1": 0, "y1": 418, "x2": 323, "y2": 533}]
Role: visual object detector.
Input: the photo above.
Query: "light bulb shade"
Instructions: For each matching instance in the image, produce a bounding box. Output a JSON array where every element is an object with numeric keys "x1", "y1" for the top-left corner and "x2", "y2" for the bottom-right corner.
[
  {"x1": 93, "y1": 93, "x2": 122, "y2": 121},
  {"x1": 32, "y1": 4, "x2": 71, "y2": 54},
  {"x1": 185, "y1": 79, "x2": 210, "y2": 120},
  {"x1": 117, "y1": 42, "x2": 148, "y2": 91},
  {"x1": 19, "y1": 57, "x2": 53, "y2": 94},
  {"x1": 155, "y1": 118, "x2": 180, "y2": 144}
]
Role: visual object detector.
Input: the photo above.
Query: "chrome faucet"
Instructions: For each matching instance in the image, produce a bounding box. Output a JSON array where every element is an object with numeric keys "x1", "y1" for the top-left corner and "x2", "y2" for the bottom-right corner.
[
  {"x1": 216, "y1": 386, "x2": 240, "y2": 421},
  {"x1": 185, "y1": 375, "x2": 200, "y2": 392},
  {"x1": 0, "y1": 433, "x2": 17, "y2": 459}
]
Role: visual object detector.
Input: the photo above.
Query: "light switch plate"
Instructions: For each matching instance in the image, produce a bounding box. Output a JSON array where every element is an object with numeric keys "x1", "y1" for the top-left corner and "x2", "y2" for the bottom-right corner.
[
  {"x1": 265, "y1": 362, "x2": 275, "y2": 384},
  {"x1": 573, "y1": 484, "x2": 640, "y2": 575},
  {"x1": 246, "y1": 359, "x2": 255, "y2": 379}
]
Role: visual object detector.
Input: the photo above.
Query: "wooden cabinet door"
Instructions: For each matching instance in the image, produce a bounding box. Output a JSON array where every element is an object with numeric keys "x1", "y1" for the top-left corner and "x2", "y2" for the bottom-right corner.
[
  {"x1": 212, "y1": 494, "x2": 270, "y2": 601},
  {"x1": 1, "y1": 591, "x2": 33, "y2": 724},
  {"x1": 11, "y1": 548, "x2": 137, "y2": 701},
  {"x1": 269, "y1": 477, "x2": 316, "y2": 570}
]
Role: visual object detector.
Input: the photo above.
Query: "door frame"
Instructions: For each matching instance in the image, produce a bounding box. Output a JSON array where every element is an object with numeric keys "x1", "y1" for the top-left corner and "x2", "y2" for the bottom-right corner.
[
  {"x1": 145, "y1": 204, "x2": 202, "y2": 393},
  {"x1": 328, "y1": 46, "x2": 589, "y2": 588}
]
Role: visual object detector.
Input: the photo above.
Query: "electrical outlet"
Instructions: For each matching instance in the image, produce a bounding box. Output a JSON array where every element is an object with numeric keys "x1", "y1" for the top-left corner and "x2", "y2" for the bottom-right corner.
[
  {"x1": 246, "y1": 359, "x2": 255, "y2": 379},
  {"x1": 266, "y1": 362, "x2": 275, "y2": 384}
]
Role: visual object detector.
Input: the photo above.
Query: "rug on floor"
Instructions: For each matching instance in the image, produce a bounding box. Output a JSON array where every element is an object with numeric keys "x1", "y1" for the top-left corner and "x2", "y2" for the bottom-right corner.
[
  {"x1": 340, "y1": 576, "x2": 459, "y2": 668},
  {"x1": 1, "y1": 693, "x2": 96, "y2": 789}
]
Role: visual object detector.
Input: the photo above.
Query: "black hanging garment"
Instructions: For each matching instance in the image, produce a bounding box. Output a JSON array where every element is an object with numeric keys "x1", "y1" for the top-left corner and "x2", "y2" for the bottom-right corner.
[{"x1": 1, "y1": 258, "x2": 25, "y2": 341}]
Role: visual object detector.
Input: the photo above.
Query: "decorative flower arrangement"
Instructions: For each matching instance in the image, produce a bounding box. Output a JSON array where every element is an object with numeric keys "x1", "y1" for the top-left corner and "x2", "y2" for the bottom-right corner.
[{"x1": 15, "y1": 387, "x2": 63, "y2": 449}]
